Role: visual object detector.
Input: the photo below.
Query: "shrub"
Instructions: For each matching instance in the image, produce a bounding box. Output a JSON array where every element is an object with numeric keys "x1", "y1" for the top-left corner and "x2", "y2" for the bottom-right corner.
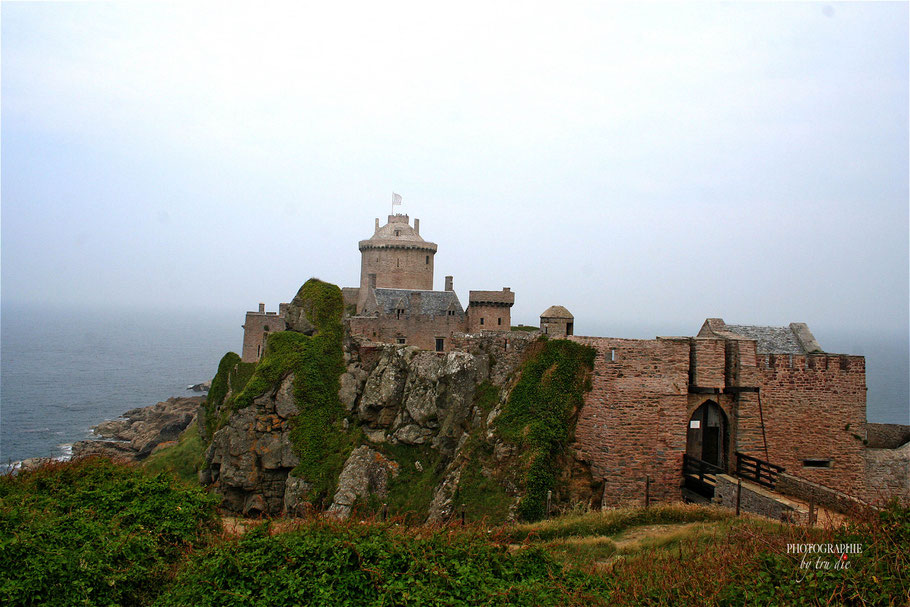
[{"x1": 0, "y1": 458, "x2": 219, "y2": 607}]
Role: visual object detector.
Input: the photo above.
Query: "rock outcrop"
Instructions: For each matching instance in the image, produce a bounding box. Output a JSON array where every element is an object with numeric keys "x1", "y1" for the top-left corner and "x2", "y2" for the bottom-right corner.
[
  {"x1": 72, "y1": 396, "x2": 203, "y2": 461},
  {"x1": 327, "y1": 446, "x2": 399, "y2": 518},
  {"x1": 203, "y1": 375, "x2": 300, "y2": 515},
  {"x1": 200, "y1": 327, "x2": 543, "y2": 520}
]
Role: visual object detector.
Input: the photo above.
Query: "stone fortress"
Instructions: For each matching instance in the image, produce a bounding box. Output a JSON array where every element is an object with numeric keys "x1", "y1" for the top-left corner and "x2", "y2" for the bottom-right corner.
[{"x1": 240, "y1": 213, "x2": 908, "y2": 512}]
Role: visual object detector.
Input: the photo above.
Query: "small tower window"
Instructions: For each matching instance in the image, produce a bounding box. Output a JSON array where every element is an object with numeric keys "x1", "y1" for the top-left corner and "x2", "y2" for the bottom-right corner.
[
  {"x1": 425, "y1": 255, "x2": 429, "y2": 264},
  {"x1": 497, "y1": 318, "x2": 502, "y2": 326},
  {"x1": 480, "y1": 317, "x2": 484, "y2": 325},
  {"x1": 395, "y1": 230, "x2": 401, "y2": 237},
  {"x1": 397, "y1": 337, "x2": 406, "y2": 345},
  {"x1": 435, "y1": 338, "x2": 444, "y2": 352}
]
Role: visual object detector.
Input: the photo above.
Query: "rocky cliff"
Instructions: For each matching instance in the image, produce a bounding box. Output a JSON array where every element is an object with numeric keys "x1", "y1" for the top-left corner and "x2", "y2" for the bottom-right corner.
[{"x1": 199, "y1": 278, "x2": 597, "y2": 522}]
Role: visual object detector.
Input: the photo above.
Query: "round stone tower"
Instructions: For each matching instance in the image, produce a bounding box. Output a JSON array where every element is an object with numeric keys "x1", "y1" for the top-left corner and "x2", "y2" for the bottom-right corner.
[{"x1": 358, "y1": 215, "x2": 438, "y2": 309}]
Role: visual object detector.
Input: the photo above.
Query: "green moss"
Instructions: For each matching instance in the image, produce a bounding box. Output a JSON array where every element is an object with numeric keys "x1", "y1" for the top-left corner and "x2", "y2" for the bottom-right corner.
[
  {"x1": 142, "y1": 423, "x2": 206, "y2": 485},
  {"x1": 380, "y1": 443, "x2": 446, "y2": 522},
  {"x1": 474, "y1": 380, "x2": 499, "y2": 414},
  {"x1": 225, "y1": 279, "x2": 352, "y2": 502},
  {"x1": 203, "y1": 354, "x2": 256, "y2": 439},
  {"x1": 495, "y1": 339, "x2": 596, "y2": 521}
]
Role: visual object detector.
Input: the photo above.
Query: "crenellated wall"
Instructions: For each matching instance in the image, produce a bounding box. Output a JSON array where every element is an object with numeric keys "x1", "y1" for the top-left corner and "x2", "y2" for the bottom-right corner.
[{"x1": 567, "y1": 334, "x2": 870, "y2": 506}]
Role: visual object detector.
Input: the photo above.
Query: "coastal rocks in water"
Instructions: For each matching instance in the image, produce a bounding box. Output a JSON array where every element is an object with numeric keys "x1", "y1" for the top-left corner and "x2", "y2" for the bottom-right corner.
[
  {"x1": 72, "y1": 396, "x2": 204, "y2": 462},
  {"x1": 203, "y1": 375, "x2": 300, "y2": 515},
  {"x1": 187, "y1": 381, "x2": 211, "y2": 392},
  {"x1": 327, "y1": 446, "x2": 399, "y2": 519}
]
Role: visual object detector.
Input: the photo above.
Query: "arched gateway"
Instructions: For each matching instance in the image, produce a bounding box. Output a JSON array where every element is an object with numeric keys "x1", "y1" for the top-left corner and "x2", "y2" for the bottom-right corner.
[{"x1": 686, "y1": 401, "x2": 728, "y2": 470}]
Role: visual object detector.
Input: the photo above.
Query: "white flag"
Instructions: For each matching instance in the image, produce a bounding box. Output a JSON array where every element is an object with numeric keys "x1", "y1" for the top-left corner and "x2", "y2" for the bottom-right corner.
[{"x1": 392, "y1": 192, "x2": 402, "y2": 206}]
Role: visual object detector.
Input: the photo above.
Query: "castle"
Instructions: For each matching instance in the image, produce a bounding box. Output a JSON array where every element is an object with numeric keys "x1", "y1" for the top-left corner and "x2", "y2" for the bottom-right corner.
[
  {"x1": 242, "y1": 213, "x2": 519, "y2": 360},
  {"x1": 240, "y1": 213, "x2": 908, "y2": 510}
]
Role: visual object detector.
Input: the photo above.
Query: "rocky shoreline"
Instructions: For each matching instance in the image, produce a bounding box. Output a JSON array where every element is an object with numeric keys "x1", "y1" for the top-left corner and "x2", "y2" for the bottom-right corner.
[{"x1": 12, "y1": 395, "x2": 206, "y2": 472}]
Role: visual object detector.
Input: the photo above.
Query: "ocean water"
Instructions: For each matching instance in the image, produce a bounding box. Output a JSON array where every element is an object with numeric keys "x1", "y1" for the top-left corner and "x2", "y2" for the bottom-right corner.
[
  {"x1": 1, "y1": 304, "x2": 907, "y2": 465},
  {"x1": 1, "y1": 303, "x2": 237, "y2": 464}
]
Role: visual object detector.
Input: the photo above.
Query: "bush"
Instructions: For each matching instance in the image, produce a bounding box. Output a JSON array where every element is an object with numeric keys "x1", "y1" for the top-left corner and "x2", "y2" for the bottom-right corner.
[
  {"x1": 156, "y1": 520, "x2": 603, "y2": 606},
  {"x1": 0, "y1": 458, "x2": 219, "y2": 607}
]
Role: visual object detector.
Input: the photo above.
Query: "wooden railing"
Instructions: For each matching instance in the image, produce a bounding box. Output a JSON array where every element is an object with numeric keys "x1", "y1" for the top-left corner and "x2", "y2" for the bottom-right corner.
[
  {"x1": 735, "y1": 452, "x2": 784, "y2": 489},
  {"x1": 682, "y1": 454, "x2": 724, "y2": 498},
  {"x1": 683, "y1": 454, "x2": 724, "y2": 480}
]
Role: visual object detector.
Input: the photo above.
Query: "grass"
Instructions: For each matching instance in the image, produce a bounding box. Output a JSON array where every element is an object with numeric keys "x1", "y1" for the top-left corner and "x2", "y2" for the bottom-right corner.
[
  {"x1": 141, "y1": 422, "x2": 206, "y2": 485},
  {"x1": 504, "y1": 503, "x2": 734, "y2": 543}
]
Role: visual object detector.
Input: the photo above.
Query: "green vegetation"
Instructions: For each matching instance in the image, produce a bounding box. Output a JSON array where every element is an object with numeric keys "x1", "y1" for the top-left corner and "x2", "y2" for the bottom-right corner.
[
  {"x1": 156, "y1": 520, "x2": 599, "y2": 607},
  {"x1": 511, "y1": 325, "x2": 539, "y2": 332},
  {"x1": 222, "y1": 279, "x2": 354, "y2": 502},
  {"x1": 4, "y1": 459, "x2": 908, "y2": 606},
  {"x1": 380, "y1": 443, "x2": 446, "y2": 522},
  {"x1": 453, "y1": 434, "x2": 513, "y2": 523},
  {"x1": 495, "y1": 339, "x2": 596, "y2": 521},
  {"x1": 141, "y1": 422, "x2": 206, "y2": 485},
  {"x1": 204, "y1": 353, "x2": 256, "y2": 438},
  {"x1": 504, "y1": 503, "x2": 733, "y2": 543},
  {"x1": 0, "y1": 458, "x2": 218, "y2": 607}
]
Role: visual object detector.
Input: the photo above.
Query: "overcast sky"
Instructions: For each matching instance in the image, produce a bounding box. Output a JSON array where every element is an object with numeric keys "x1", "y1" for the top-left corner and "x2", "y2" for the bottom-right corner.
[{"x1": 2, "y1": 1, "x2": 908, "y2": 342}]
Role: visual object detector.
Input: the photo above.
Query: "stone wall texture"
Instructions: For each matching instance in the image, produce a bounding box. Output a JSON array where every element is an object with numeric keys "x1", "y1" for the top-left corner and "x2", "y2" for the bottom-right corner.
[
  {"x1": 567, "y1": 335, "x2": 870, "y2": 507},
  {"x1": 241, "y1": 310, "x2": 287, "y2": 363}
]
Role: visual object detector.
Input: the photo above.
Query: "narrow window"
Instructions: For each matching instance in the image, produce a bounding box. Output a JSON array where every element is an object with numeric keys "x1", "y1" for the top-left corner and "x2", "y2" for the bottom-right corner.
[
  {"x1": 497, "y1": 317, "x2": 502, "y2": 326},
  {"x1": 397, "y1": 259, "x2": 400, "y2": 267},
  {"x1": 480, "y1": 317, "x2": 484, "y2": 326},
  {"x1": 395, "y1": 230, "x2": 401, "y2": 236},
  {"x1": 397, "y1": 337, "x2": 406, "y2": 345},
  {"x1": 397, "y1": 309, "x2": 403, "y2": 319},
  {"x1": 257, "y1": 344, "x2": 261, "y2": 357},
  {"x1": 435, "y1": 338, "x2": 444, "y2": 352},
  {"x1": 610, "y1": 349, "x2": 616, "y2": 361},
  {"x1": 425, "y1": 255, "x2": 429, "y2": 264},
  {"x1": 803, "y1": 459, "x2": 833, "y2": 468}
]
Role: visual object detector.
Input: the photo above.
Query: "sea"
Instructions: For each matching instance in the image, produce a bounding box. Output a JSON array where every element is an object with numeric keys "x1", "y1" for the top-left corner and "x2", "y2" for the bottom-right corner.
[{"x1": 1, "y1": 303, "x2": 908, "y2": 465}]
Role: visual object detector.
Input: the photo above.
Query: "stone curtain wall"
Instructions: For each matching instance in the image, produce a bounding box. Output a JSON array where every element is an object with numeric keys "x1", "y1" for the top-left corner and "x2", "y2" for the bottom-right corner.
[
  {"x1": 864, "y1": 442, "x2": 910, "y2": 502},
  {"x1": 866, "y1": 423, "x2": 910, "y2": 449},
  {"x1": 568, "y1": 337, "x2": 690, "y2": 507},
  {"x1": 449, "y1": 331, "x2": 539, "y2": 386},
  {"x1": 347, "y1": 314, "x2": 467, "y2": 352},
  {"x1": 752, "y1": 354, "x2": 868, "y2": 499}
]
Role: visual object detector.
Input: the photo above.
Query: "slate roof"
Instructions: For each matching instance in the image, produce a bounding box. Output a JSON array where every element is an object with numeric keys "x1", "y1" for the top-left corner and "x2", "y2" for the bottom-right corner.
[
  {"x1": 722, "y1": 325, "x2": 805, "y2": 354},
  {"x1": 372, "y1": 289, "x2": 464, "y2": 316}
]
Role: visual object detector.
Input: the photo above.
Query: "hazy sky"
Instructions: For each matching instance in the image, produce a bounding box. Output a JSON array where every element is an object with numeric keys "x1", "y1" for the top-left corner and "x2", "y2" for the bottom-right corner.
[{"x1": 2, "y1": 1, "x2": 908, "y2": 341}]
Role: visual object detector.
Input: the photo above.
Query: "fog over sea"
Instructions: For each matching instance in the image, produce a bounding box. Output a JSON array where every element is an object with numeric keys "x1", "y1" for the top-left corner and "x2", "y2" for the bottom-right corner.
[{"x1": 1, "y1": 303, "x2": 907, "y2": 465}]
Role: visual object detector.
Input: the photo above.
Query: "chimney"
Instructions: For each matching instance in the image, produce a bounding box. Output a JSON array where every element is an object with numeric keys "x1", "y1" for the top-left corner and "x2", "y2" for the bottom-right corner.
[
  {"x1": 374, "y1": 218, "x2": 380, "y2": 232},
  {"x1": 368, "y1": 273, "x2": 377, "y2": 290},
  {"x1": 278, "y1": 303, "x2": 289, "y2": 316},
  {"x1": 503, "y1": 287, "x2": 510, "y2": 292},
  {"x1": 445, "y1": 276, "x2": 453, "y2": 291},
  {"x1": 258, "y1": 303, "x2": 265, "y2": 313},
  {"x1": 414, "y1": 218, "x2": 420, "y2": 235}
]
